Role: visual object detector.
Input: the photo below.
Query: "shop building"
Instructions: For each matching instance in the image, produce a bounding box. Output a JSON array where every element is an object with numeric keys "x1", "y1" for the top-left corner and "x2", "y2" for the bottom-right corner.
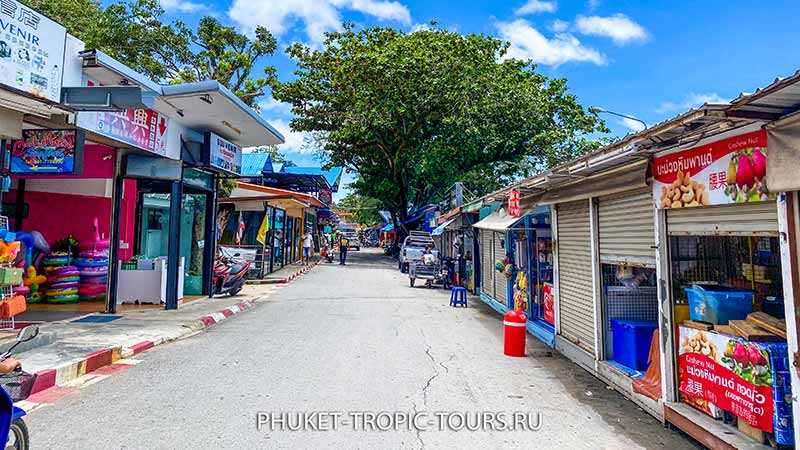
[
  {"x1": 218, "y1": 182, "x2": 324, "y2": 277},
  {"x1": 467, "y1": 72, "x2": 800, "y2": 449}
]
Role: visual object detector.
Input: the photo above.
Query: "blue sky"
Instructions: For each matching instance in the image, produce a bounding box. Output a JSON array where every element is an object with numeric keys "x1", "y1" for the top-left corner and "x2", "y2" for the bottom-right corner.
[{"x1": 157, "y1": 0, "x2": 800, "y2": 200}]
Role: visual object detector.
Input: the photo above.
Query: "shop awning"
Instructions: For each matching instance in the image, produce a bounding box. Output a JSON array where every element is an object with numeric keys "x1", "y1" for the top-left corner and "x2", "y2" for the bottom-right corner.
[
  {"x1": 381, "y1": 223, "x2": 395, "y2": 232},
  {"x1": 536, "y1": 160, "x2": 648, "y2": 205},
  {"x1": 766, "y1": 116, "x2": 800, "y2": 192},
  {"x1": 473, "y1": 208, "x2": 527, "y2": 231},
  {"x1": 431, "y1": 218, "x2": 456, "y2": 236}
]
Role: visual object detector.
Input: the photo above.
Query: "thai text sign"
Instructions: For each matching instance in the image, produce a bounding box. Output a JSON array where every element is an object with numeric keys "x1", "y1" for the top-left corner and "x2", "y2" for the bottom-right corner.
[
  {"x1": 76, "y1": 109, "x2": 168, "y2": 156},
  {"x1": 0, "y1": 0, "x2": 65, "y2": 101},
  {"x1": 678, "y1": 326, "x2": 774, "y2": 431},
  {"x1": 11, "y1": 129, "x2": 82, "y2": 174},
  {"x1": 653, "y1": 130, "x2": 773, "y2": 209}
]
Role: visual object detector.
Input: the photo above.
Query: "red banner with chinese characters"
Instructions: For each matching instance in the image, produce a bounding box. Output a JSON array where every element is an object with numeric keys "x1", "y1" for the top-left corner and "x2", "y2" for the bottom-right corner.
[
  {"x1": 652, "y1": 130, "x2": 774, "y2": 209},
  {"x1": 679, "y1": 327, "x2": 774, "y2": 431},
  {"x1": 542, "y1": 283, "x2": 554, "y2": 325},
  {"x1": 508, "y1": 189, "x2": 521, "y2": 217}
]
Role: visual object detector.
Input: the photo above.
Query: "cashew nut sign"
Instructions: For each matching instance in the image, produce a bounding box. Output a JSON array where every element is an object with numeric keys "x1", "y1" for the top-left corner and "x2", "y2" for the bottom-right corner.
[{"x1": 652, "y1": 129, "x2": 774, "y2": 209}]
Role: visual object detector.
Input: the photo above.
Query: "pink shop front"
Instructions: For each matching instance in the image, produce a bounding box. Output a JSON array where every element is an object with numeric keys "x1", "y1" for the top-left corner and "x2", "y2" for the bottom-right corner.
[{"x1": 2, "y1": 129, "x2": 175, "y2": 323}]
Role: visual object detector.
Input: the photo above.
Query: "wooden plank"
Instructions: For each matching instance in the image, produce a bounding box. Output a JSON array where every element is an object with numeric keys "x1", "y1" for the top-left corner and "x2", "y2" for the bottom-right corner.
[
  {"x1": 728, "y1": 320, "x2": 783, "y2": 342},
  {"x1": 746, "y1": 312, "x2": 787, "y2": 338},
  {"x1": 682, "y1": 320, "x2": 713, "y2": 331},
  {"x1": 713, "y1": 325, "x2": 736, "y2": 336}
]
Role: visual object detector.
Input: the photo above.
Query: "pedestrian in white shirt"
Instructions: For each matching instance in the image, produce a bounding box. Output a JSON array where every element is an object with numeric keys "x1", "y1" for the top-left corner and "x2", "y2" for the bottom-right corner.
[{"x1": 302, "y1": 230, "x2": 313, "y2": 266}]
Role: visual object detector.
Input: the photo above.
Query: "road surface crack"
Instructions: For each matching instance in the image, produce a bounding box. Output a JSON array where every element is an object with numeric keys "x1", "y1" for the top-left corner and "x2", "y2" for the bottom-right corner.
[
  {"x1": 412, "y1": 401, "x2": 425, "y2": 450},
  {"x1": 422, "y1": 346, "x2": 440, "y2": 406}
]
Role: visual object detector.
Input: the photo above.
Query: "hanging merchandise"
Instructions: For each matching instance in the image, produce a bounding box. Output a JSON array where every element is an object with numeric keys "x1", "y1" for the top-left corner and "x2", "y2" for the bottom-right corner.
[{"x1": 513, "y1": 271, "x2": 529, "y2": 311}]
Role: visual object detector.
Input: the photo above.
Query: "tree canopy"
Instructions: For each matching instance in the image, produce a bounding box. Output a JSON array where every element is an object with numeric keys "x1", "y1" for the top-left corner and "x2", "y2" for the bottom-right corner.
[
  {"x1": 271, "y1": 24, "x2": 607, "y2": 221},
  {"x1": 335, "y1": 192, "x2": 382, "y2": 226},
  {"x1": 24, "y1": 0, "x2": 276, "y2": 106}
]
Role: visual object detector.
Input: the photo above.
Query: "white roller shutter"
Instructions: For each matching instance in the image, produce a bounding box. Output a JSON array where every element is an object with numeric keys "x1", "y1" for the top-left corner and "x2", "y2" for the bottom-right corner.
[
  {"x1": 598, "y1": 188, "x2": 656, "y2": 266},
  {"x1": 481, "y1": 229, "x2": 493, "y2": 298},
  {"x1": 667, "y1": 202, "x2": 778, "y2": 236},
  {"x1": 492, "y1": 231, "x2": 506, "y2": 304},
  {"x1": 556, "y1": 200, "x2": 595, "y2": 354}
]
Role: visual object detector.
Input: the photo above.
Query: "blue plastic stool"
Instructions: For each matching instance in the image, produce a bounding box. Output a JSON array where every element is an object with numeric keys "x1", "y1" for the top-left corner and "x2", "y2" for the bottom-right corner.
[{"x1": 450, "y1": 286, "x2": 467, "y2": 307}]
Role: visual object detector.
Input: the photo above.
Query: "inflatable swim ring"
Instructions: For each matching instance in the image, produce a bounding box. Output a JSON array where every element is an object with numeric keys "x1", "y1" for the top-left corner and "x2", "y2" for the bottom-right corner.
[
  {"x1": 75, "y1": 257, "x2": 108, "y2": 268},
  {"x1": 50, "y1": 281, "x2": 79, "y2": 289},
  {"x1": 47, "y1": 294, "x2": 79, "y2": 304},
  {"x1": 78, "y1": 284, "x2": 106, "y2": 295},
  {"x1": 46, "y1": 287, "x2": 78, "y2": 296}
]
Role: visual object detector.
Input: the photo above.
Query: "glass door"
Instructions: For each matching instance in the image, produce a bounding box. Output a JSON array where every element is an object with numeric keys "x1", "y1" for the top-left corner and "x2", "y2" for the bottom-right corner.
[
  {"x1": 139, "y1": 193, "x2": 171, "y2": 258},
  {"x1": 272, "y1": 209, "x2": 285, "y2": 270},
  {"x1": 180, "y1": 191, "x2": 208, "y2": 296}
]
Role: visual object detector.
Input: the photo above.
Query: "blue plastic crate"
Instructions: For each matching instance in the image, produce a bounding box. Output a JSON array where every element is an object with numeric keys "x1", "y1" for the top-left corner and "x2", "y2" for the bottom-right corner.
[
  {"x1": 684, "y1": 284, "x2": 753, "y2": 325},
  {"x1": 611, "y1": 319, "x2": 657, "y2": 371}
]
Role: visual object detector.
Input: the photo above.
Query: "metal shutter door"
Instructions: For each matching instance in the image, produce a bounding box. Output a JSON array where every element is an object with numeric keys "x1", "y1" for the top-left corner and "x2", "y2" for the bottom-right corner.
[
  {"x1": 492, "y1": 231, "x2": 506, "y2": 304},
  {"x1": 598, "y1": 188, "x2": 656, "y2": 266},
  {"x1": 481, "y1": 230, "x2": 493, "y2": 297},
  {"x1": 667, "y1": 202, "x2": 778, "y2": 236},
  {"x1": 556, "y1": 200, "x2": 595, "y2": 354}
]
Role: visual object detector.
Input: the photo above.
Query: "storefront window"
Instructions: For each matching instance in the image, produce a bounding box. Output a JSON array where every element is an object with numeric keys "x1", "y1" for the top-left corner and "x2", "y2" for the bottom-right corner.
[{"x1": 139, "y1": 193, "x2": 170, "y2": 258}]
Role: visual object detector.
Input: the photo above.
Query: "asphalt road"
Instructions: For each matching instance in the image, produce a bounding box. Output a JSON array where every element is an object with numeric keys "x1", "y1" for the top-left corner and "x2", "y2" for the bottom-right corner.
[{"x1": 26, "y1": 248, "x2": 700, "y2": 449}]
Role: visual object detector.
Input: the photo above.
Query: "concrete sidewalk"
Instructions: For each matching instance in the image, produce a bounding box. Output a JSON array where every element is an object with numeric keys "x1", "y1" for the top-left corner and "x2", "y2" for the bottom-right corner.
[
  {"x1": 247, "y1": 257, "x2": 321, "y2": 284},
  {"x1": 9, "y1": 265, "x2": 317, "y2": 406}
]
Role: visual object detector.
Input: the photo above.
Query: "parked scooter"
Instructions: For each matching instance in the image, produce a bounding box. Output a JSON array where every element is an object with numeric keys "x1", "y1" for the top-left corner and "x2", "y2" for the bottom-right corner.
[
  {"x1": 0, "y1": 325, "x2": 40, "y2": 450},
  {"x1": 439, "y1": 257, "x2": 455, "y2": 290},
  {"x1": 213, "y1": 249, "x2": 251, "y2": 296}
]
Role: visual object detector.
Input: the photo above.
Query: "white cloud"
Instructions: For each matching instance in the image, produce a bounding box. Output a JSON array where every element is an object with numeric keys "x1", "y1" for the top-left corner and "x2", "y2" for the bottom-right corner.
[
  {"x1": 410, "y1": 22, "x2": 431, "y2": 33},
  {"x1": 258, "y1": 97, "x2": 292, "y2": 115},
  {"x1": 229, "y1": 0, "x2": 411, "y2": 45},
  {"x1": 657, "y1": 92, "x2": 728, "y2": 114},
  {"x1": 160, "y1": 0, "x2": 206, "y2": 12},
  {"x1": 268, "y1": 118, "x2": 313, "y2": 154},
  {"x1": 549, "y1": 19, "x2": 569, "y2": 32},
  {"x1": 587, "y1": 0, "x2": 601, "y2": 11},
  {"x1": 618, "y1": 116, "x2": 645, "y2": 132},
  {"x1": 575, "y1": 14, "x2": 648, "y2": 45},
  {"x1": 514, "y1": 0, "x2": 557, "y2": 15},
  {"x1": 496, "y1": 19, "x2": 606, "y2": 67}
]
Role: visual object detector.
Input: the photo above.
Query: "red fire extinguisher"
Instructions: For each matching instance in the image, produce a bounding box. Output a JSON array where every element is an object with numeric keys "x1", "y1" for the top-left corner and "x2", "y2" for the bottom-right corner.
[{"x1": 504, "y1": 309, "x2": 527, "y2": 357}]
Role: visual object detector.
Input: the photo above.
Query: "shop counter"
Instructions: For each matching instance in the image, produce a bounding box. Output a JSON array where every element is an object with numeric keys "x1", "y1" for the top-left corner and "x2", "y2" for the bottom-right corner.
[{"x1": 117, "y1": 257, "x2": 184, "y2": 304}]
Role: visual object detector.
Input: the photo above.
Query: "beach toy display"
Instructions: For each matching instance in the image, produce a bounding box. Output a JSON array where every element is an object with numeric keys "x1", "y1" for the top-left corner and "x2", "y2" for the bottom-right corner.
[
  {"x1": 76, "y1": 247, "x2": 108, "y2": 301},
  {"x1": 43, "y1": 252, "x2": 78, "y2": 303}
]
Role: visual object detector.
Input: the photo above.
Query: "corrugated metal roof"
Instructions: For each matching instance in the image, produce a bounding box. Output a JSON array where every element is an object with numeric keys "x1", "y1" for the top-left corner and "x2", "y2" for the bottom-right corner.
[
  {"x1": 240, "y1": 153, "x2": 269, "y2": 176},
  {"x1": 281, "y1": 166, "x2": 344, "y2": 190}
]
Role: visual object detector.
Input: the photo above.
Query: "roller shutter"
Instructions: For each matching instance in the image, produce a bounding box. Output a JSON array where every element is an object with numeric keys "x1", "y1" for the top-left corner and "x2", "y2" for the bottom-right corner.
[
  {"x1": 598, "y1": 188, "x2": 656, "y2": 266},
  {"x1": 667, "y1": 202, "x2": 778, "y2": 236},
  {"x1": 492, "y1": 231, "x2": 507, "y2": 304},
  {"x1": 481, "y1": 229, "x2": 493, "y2": 298},
  {"x1": 556, "y1": 200, "x2": 595, "y2": 354}
]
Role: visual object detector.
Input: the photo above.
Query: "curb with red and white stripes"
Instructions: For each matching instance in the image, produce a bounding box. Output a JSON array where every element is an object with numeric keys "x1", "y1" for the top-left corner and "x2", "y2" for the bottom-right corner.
[{"x1": 21, "y1": 261, "x2": 319, "y2": 410}]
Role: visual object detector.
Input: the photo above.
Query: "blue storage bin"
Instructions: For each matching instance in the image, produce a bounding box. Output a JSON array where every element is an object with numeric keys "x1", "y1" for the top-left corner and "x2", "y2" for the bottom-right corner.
[
  {"x1": 684, "y1": 284, "x2": 753, "y2": 325},
  {"x1": 611, "y1": 319, "x2": 657, "y2": 371}
]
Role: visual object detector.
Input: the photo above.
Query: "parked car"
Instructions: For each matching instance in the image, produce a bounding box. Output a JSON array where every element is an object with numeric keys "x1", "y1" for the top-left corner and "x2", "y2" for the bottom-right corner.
[
  {"x1": 399, "y1": 231, "x2": 437, "y2": 273},
  {"x1": 338, "y1": 227, "x2": 361, "y2": 251}
]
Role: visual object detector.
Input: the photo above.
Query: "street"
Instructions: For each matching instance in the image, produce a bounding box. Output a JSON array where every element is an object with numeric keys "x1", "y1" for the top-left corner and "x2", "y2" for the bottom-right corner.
[{"x1": 26, "y1": 249, "x2": 699, "y2": 449}]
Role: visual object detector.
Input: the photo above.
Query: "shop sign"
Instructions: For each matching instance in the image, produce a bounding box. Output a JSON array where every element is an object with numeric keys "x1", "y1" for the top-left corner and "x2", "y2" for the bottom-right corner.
[
  {"x1": 653, "y1": 130, "x2": 774, "y2": 209},
  {"x1": 10, "y1": 129, "x2": 83, "y2": 174},
  {"x1": 76, "y1": 109, "x2": 168, "y2": 156},
  {"x1": 0, "y1": 1, "x2": 65, "y2": 102},
  {"x1": 318, "y1": 189, "x2": 332, "y2": 205},
  {"x1": 542, "y1": 282, "x2": 555, "y2": 325},
  {"x1": 678, "y1": 326, "x2": 774, "y2": 431},
  {"x1": 204, "y1": 132, "x2": 241, "y2": 174},
  {"x1": 508, "y1": 189, "x2": 521, "y2": 217}
]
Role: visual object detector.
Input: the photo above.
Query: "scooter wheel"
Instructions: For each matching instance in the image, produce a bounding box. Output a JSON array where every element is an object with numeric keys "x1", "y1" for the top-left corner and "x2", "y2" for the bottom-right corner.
[
  {"x1": 7, "y1": 418, "x2": 29, "y2": 450},
  {"x1": 228, "y1": 287, "x2": 242, "y2": 296}
]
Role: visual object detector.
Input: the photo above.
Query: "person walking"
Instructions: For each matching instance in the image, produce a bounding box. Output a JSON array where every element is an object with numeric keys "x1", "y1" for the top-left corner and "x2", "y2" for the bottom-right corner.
[
  {"x1": 302, "y1": 229, "x2": 313, "y2": 266},
  {"x1": 338, "y1": 232, "x2": 349, "y2": 265}
]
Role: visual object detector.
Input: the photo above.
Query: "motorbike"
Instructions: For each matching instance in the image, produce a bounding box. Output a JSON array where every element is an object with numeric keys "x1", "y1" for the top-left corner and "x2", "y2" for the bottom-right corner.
[
  {"x1": 0, "y1": 325, "x2": 40, "y2": 450},
  {"x1": 213, "y1": 249, "x2": 251, "y2": 296},
  {"x1": 439, "y1": 257, "x2": 455, "y2": 290}
]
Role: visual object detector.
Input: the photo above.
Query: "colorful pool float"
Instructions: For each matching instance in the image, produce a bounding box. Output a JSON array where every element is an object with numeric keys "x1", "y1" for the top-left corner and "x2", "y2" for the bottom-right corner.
[
  {"x1": 75, "y1": 257, "x2": 108, "y2": 268},
  {"x1": 78, "y1": 284, "x2": 106, "y2": 295},
  {"x1": 50, "y1": 281, "x2": 79, "y2": 289},
  {"x1": 47, "y1": 294, "x2": 79, "y2": 304},
  {"x1": 46, "y1": 287, "x2": 78, "y2": 297}
]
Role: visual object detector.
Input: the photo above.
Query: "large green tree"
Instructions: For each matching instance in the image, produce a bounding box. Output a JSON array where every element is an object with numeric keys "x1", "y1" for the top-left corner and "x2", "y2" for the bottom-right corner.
[
  {"x1": 24, "y1": 0, "x2": 276, "y2": 106},
  {"x1": 271, "y1": 24, "x2": 607, "y2": 223},
  {"x1": 335, "y1": 192, "x2": 382, "y2": 226}
]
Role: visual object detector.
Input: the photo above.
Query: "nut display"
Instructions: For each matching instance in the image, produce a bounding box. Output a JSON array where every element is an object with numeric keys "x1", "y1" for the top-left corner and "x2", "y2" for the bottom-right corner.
[
  {"x1": 681, "y1": 331, "x2": 718, "y2": 360},
  {"x1": 659, "y1": 170, "x2": 710, "y2": 209}
]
